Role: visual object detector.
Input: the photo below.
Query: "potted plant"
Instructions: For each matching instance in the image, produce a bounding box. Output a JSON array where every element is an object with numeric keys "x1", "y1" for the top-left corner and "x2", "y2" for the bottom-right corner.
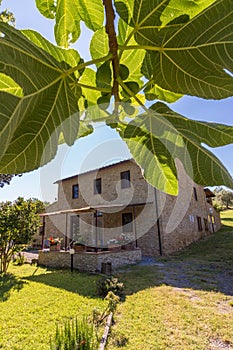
[
  {"x1": 73, "y1": 236, "x2": 86, "y2": 252},
  {"x1": 119, "y1": 234, "x2": 135, "y2": 250},
  {"x1": 49, "y1": 237, "x2": 62, "y2": 251},
  {"x1": 107, "y1": 238, "x2": 121, "y2": 251}
]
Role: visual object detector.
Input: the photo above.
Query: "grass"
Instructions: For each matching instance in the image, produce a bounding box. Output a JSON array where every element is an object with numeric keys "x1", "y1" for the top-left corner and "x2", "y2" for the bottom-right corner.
[
  {"x1": 0, "y1": 266, "x2": 106, "y2": 350},
  {"x1": 0, "y1": 210, "x2": 233, "y2": 350},
  {"x1": 220, "y1": 208, "x2": 233, "y2": 228},
  {"x1": 108, "y1": 210, "x2": 233, "y2": 349}
]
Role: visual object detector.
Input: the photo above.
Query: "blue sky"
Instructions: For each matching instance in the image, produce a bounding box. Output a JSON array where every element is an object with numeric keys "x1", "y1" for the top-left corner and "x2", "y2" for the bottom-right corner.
[{"x1": 1, "y1": 0, "x2": 233, "y2": 203}]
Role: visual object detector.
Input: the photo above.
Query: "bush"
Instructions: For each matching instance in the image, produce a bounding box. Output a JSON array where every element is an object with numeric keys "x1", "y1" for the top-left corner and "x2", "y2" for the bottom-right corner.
[
  {"x1": 50, "y1": 318, "x2": 98, "y2": 350},
  {"x1": 96, "y1": 277, "x2": 124, "y2": 298},
  {"x1": 13, "y1": 253, "x2": 26, "y2": 266}
]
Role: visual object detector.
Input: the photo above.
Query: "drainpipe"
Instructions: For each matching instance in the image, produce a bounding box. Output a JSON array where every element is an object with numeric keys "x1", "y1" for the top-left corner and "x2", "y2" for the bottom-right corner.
[
  {"x1": 203, "y1": 189, "x2": 210, "y2": 233},
  {"x1": 133, "y1": 206, "x2": 138, "y2": 248},
  {"x1": 154, "y1": 188, "x2": 163, "y2": 256},
  {"x1": 95, "y1": 210, "x2": 98, "y2": 252}
]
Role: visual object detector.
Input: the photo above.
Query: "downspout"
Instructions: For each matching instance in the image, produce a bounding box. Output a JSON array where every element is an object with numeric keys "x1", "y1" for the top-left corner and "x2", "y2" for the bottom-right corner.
[
  {"x1": 203, "y1": 189, "x2": 210, "y2": 233},
  {"x1": 95, "y1": 210, "x2": 98, "y2": 252},
  {"x1": 154, "y1": 188, "x2": 163, "y2": 256},
  {"x1": 133, "y1": 206, "x2": 138, "y2": 248}
]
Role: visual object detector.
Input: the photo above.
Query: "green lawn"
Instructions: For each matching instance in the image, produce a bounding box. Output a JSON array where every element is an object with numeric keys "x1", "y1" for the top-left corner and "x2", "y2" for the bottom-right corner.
[
  {"x1": 0, "y1": 266, "x2": 106, "y2": 350},
  {"x1": 109, "y1": 210, "x2": 233, "y2": 349},
  {"x1": 220, "y1": 208, "x2": 233, "y2": 228},
  {"x1": 0, "y1": 210, "x2": 233, "y2": 350}
]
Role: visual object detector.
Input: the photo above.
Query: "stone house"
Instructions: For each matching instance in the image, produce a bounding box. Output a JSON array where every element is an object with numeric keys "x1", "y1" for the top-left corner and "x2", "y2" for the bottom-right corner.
[{"x1": 40, "y1": 158, "x2": 221, "y2": 256}]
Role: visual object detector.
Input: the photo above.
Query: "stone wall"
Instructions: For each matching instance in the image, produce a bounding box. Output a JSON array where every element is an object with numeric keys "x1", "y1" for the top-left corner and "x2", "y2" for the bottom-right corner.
[
  {"x1": 42, "y1": 159, "x2": 221, "y2": 257},
  {"x1": 43, "y1": 159, "x2": 157, "y2": 249},
  {"x1": 159, "y1": 168, "x2": 221, "y2": 254},
  {"x1": 38, "y1": 248, "x2": 142, "y2": 272}
]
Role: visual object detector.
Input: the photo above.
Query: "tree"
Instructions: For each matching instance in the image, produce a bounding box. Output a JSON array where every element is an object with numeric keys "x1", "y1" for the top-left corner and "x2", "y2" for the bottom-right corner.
[
  {"x1": 0, "y1": 197, "x2": 44, "y2": 274},
  {"x1": 0, "y1": 0, "x2": 14, "y2": 25},
  {"x1": 213, "y1": 187, "x2": 233, "y2": 210},
  {"x1": 0, "y1": 174, "x2": 22, "y2": 188},
  {"x1": 0, "y1": 0, "x2": 233, "y2": 195}
]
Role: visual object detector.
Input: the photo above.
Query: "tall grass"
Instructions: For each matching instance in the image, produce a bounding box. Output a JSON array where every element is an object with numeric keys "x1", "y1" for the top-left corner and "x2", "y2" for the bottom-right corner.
[{"x1": 50, "y1": 318, "x2": 97, "y2": 350}]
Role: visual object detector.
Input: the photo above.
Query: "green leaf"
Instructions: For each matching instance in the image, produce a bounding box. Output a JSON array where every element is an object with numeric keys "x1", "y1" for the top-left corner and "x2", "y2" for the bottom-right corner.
[
  {"x1": 0, "y1": 73, "x2": 23, "y2": 97},
  {"x1": 142, "y1": 52, "x2": 182, "y2": 102},
  {"x1": 116, "y1": 116, "x2": 180, "y2": 195},
  {"x1": 96, "y1": 61, "x2": 112, "y2": 89},
  {"x1": 144, "y1": 82, "x2": 182, "y2": 103},
  {"x1": 78, "y1": 68, "x2": 108, "y2": 121},
  {"x1": 160, "y1": 0, "x2": 216, "y2": 26},
  {"x1": 113, "y1": 101, "x2": 233, "y2": 194},
  {"x1": 150, "y1": 102, "x2": 233, "y2": 189},
  {"x1": 37, "y1": 0, "x2": 104, "y2": 47},
  {"x1": 97, "y1": 95, "x2": 111, "y2": 110},
  {"x1": 114, "y1": 0, "x2": 134, "y2": 24},
  {"x1": 0, "y1": 23, "x2": 80, "y2": 173},
  {"x1": 137, "y1": 0, "x2": 233, "y2": 99},
  {"x1": 79, "y1": 68, "x2": 102, "y2": 106},
  {"x1": 35, "y1": 0, "x2": 56, "y2": 19},
  {"x1": 90, "y1": 27, "x2": 109, "y2": 67},
  {"x1": 21, "y1": 30, "x2": 81, "y2": 71},
  {"x1": 151, "y1": 102, "x2": 233, "y2": 148},
  {"x1": 118, "y1": 18, "x2": 145, "y2": 86},
  {"x1": 119, "y1": 64, "x2": 129, "y2": 81},
  {"x1": 74, "y1": 0, "x2": 104, "y2": 32},
  {"x1": 121, "y1": 81, "x2": 140, "y2": 98},
  {"x1": 59, "y1": 121, "x2": 93, "y2": 143},
  {"x1": 117, "y1": 0, "x2": 169, "y2": 28},
  {"x1": 54, "y1": 0, "x2": 81, "y2": 47}
]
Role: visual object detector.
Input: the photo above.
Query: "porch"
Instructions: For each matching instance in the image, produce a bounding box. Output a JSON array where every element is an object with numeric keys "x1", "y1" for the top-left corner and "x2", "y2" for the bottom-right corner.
[{"x1": 39, "y1": 203, "x2": 151, "y2": 251}]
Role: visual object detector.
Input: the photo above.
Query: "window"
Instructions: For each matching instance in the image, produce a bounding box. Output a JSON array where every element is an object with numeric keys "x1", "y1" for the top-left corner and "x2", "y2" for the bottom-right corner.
[
  {"x1": 121, "y1": 170, "x2": 130, "y2": 188},
  {"x1": 196, "y1": 216, "x2": 202, "y2": 232},
  {"x1": 122, "y1": 213, "x2": 133, "y2": 232},
  {"x1": 94, "y1": 178, "x2": 102, "y2": 194},
  {"x1": 72, "y1": 184, "x2": 79, "y2": 199},
  {"x1": 193, "y1": 187, "x2": 198, "y2": 201}
]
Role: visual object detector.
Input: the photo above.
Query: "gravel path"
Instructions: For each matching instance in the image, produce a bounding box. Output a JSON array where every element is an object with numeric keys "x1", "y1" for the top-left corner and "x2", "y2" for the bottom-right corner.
[
  {"x1": 22, "y1": 251, "x2": 233, "y2": 295},
  {"x1": 140, "y1": 256, "x2": 233, "y2": 296}
]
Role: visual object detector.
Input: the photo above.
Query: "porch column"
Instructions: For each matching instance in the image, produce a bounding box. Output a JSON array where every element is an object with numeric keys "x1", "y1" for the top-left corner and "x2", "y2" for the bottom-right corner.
[
  {"x1": 65, "y1": 212, "x2": 68, "y2": 250},
  {"x1": 95, "y1": 210, "x2": 98, "y2": 252},
  {"x1": 41, "y1": 216, "x2": 46, "y2": 250},
  {"x1": 133, "y1": 206, "x2": 138, "y2": 248}
]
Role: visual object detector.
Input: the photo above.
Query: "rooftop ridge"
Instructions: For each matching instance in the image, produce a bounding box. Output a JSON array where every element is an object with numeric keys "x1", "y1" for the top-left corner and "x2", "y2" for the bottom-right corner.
[{"x1": 54, "y1": 157, "x2": 134, "y2": 184}]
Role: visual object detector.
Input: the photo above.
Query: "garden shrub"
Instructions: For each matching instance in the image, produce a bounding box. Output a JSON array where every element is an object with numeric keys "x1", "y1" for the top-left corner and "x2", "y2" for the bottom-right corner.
[
  {"x1": 96, "y1": 277, "x2": 124, "y2": 298},
  {"x1": 13, "y1": 253, "x2": 26, "y2": 266}
]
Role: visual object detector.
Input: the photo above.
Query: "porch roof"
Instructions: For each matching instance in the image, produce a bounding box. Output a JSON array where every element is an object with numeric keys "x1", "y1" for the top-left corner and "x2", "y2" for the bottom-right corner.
[{"x1": 40, "y1": 202, "x2": 152, "y2": 217}]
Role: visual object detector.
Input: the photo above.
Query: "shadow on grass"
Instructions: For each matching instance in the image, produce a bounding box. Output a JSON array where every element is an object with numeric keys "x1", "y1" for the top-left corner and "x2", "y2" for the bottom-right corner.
[
  {"x1": 0, "y1": 273, "x2": 26, "y2": 302},
  {"x1": 21, "y1": 228, "x2": 233, "y2": 299},
  {"x1": 23, "y1": 268, "x2": 100, "y2": 298}
]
